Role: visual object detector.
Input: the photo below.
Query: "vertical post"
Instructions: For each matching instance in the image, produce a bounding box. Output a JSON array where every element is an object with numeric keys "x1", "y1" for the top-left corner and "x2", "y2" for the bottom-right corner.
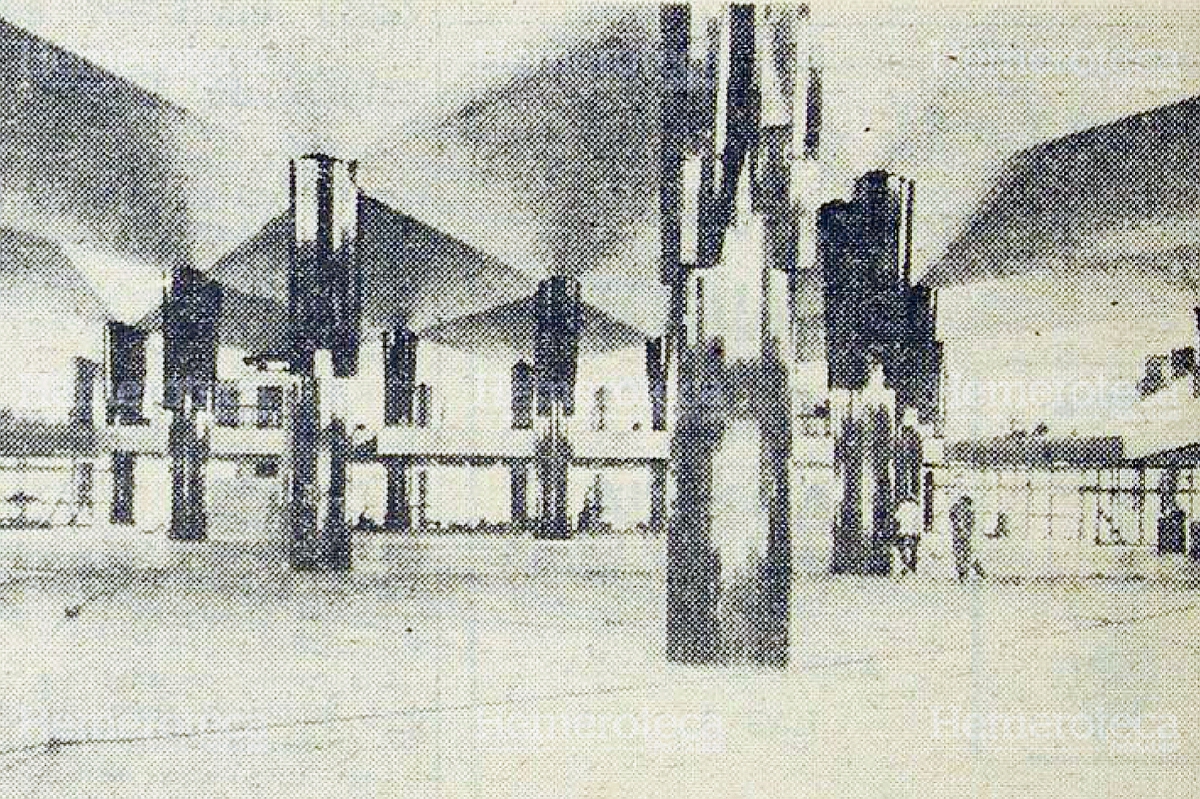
[
  {"x1": 288, "y1": 374, "x2": 321, "y2": 565},
  {"x1": 820, "y1": 167, "x2": 940, "y2": 573},
  {"x1": 510, "y1": 464, "x2": 529, "y2": 528},
  {"x1": 1136, "y1": 466, "x2": 1146, "y2": 545},
  {"x1": 646, "y1": 337, "x2": 669, "y2": 533},
  {"x1": 105, "y1": 322, "x2": 148, "y2": 426},
  {"x1": 416, "y1": 470, "x2": 428, "y2": 529},
  {"x1": 383, "y1": 327, "x2": 418, "y2": 530},
  {"x1": 385, "y1": 460, "x2": 411, "y2": 530},
  {"x1": 649, "y1": 463, "x2": 668, "y2": 535},
  {"x1": 70, "y1": 358, "x2": 99, "y2": 524},
  {"x1": 511, "y1": 361, "x2": 534, "y2": 528},
  {"x1": 923, "y1": 469, "x2": 935, "y2": 536},
  {"x1": 164, "y1": 267, "x2": 220, "y2": 542},
  {"x1": 110, "y1": 451, "x2": 135, "y2": 526},
  {"x1": 70, "y1": 461, "x2": 93, "y2": 526},
  {"x1": 533, "y1": 277, "x2": 582, "y2": 540},
  {"x1": 663, "y1": 4, "x2": 811, "y2": 666},
  {"x1": 105, "y1": 322, "x2": 146, "y2": 529},
  {"x1": 323, "y1": 416, "x2": 352, "y2": 569},
  {"x1": 71, "y1": 358, "x2": 99, "y2": 429},
  {"x1": 286, "y1": 154, "x2": 361, "y2": 570}
]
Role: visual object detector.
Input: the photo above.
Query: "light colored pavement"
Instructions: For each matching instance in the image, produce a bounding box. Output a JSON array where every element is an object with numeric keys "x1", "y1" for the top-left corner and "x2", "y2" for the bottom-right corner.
[{"x1": 0, "y1": 527, "x2": 1196, "y2": 797}]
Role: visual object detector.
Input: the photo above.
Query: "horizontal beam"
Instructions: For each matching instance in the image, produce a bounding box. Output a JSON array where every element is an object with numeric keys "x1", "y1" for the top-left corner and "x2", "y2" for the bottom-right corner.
[{"x1": 102, "y1": 420, "x2": 957, "y2": 469}]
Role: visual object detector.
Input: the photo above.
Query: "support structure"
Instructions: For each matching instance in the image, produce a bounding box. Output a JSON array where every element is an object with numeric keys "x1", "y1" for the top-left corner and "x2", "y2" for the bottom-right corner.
[
  {"x1": 110, "y1": 450, "x2": 135, "y2": 526},
  {"x1": 105, "y1": 322, "x2": 147, "y2": 525},
  {"x1": 383, "y1": 326, "x2": 418, "y2": 530},
  {"x1": 533, "y1": 277, "x2": 583, "y2": 539},
  {"x1": 286, "y1": 154, "x2": 362, "y2": 570},
  {"x1": 105, "y1": 322, "x2": 147, "y2": 426},
  {"x1": 819, "y1": 172, "x2": 943, "y2": 574},
  {"x1": 71, "y1": 357, "x2": 99, "y2": 429},
  {"x1": 660, "y1": 3, "x2": 817, "y2": 666},
  {"x1": 164, "y1": 267, "x2": 220, "y2": 541},
  {"x1": 647, "y1": 337, "x2": 669, "y2": 533},
  {"x1": 511, "y1": 360, "x2": 534, "y2": 527}
]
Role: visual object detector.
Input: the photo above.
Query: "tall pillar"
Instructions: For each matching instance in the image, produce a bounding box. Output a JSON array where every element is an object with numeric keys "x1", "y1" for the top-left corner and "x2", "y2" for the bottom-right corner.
[
  {"x1": 323, "y1": 416, "x2": 352, "y2": 568},
  {"x1": 70, "y1": 460, "x2": 93, "y2": 526},
  {"x1": 532, "y1": 277, "x2": 582, "y2": 540},
  {"x1": 385, "y1": 460, "x2": 411, "y2": 530},
  {"x1": 286, "y1": 154, "x2": 361, "y2": 570},
  {"x1": 820, "y1": 169, "x2": 941, "y2": 574},
  {"x1": 510, "y1": 465, "x2": 529, "y2": 528},
  {"x1": 662, "y1": 4, "x2": 816, "y2": 666},
  {"x1": 105, "y1": 322, "x2": 147, "y2": 426},
  {"x1": 646, "y1": 337, "x2": 669, "y2": 533},
  {"x1": 383, "y1": 327, "x2": 418, "y2": 530},
  {"x1": 164, "y1": 267, "x2": 220, "y2": 542},
  {"x1": 105, "y1": 323, "x2": 146, "y2": 529},
  {"x1": 511, "y1": 361, "x2": 534, "y2": 527},
  {"x1": 168, "y1": 392, "x2": 212, "y2": 541},
  {"x1": 383, "y1": 327, "x2": 417, "y2": 425},
  {"x1": 110, "y1": 451, "x2": 135, "y2": 526},
  {"x1": 71, "y1": 357, "x2": 99, "y2": 429},
  {"x1": 416, "y1": 470, "x2": 429, "y2": 528}
]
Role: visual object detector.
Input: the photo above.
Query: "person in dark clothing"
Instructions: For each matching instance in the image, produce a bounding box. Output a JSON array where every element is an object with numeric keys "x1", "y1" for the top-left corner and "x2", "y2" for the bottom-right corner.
[
  {"x1": 950, "y1": 495, "x2": 985, "y2": 582},
  {"x1": 1157, "y1": 470, "x2": 1186, "y2": 555}
]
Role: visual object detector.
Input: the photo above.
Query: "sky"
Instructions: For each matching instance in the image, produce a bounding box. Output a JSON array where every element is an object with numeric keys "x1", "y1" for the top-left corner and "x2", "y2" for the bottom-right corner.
[{"x1": 0, "y1": 1, "x2": 1197, "y2": 437}]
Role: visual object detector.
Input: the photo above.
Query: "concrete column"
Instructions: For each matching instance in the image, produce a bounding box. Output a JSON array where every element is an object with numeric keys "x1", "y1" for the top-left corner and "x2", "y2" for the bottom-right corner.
[
  {"x1": 384, "y1": 458, "x2": 412, "y2": 530},
  {"x1": 70, "y1": 358, "x2": 98, "y2": 526},
  {"x1": 383, "y1": 327, "x2": 418, "y2": 426},
  {"x1": 510, "y1": 361, "x2": 534, "y2": 528},
  {"x1": 830, "y1": 374, "x2": 896, "y2": 575},
  {"x1": 168, "y1": 391, "x2": 211, "y2": 541},
  {"x1": 535, "y1": 406, "x2": 571, "y2": 540},
  {"x1": 286, "y1": 153, "x2": 361, "y2": 570},
  {"x1": 287, "y1": 374, "x2": 322, "y2": 567},
  {"x1": 164, "y1": 268, "x2": 220, "y2": 542},
  {"x1": 105, "y1": 322, "x2": 147, "y2": 426},
  {"x1": 70, "y1": 460, "x2": 93, "y2": 525},
  {"x1": 71, "y1": 357, "x2": 99, "y2": 429},
  {"x1": 533, "y1": 277, "x2": 581, "y2": 540},
  {"x1": 416, "y1": 470, "x2": 428, "y2": 528},
  {"x1": 662, "y1": 4, "x2": 814, "y2": 666},
  {"x1": 110, "y1": 451, "x2": 135, "y2": 526},
  {"x1": 819, "y1": 167, "x2": 941, "y2": 575},
  {"x1": 646, "y1": 337, "x2": 669, "y2": 533},
  {"x1": 383, "y1": 327, "x2": 418, "y2": 530},
  {"x1": 288, "y1": 364, "x2": 354, "y2": 570},
  {"x1": 323, "y1": 416, "x2": 352, "y2": 569},
  {"x1": 510, "y1": 463, "x2": 529, "y2": 528}
]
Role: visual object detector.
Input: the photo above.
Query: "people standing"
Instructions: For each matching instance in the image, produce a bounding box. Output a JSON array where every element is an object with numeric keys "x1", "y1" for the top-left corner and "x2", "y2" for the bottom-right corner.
[
  {"x1": 1157, "y1": 469, "x2": 1186, "y2": 555},
  {"x1": 950, "y1": 495, "x2": 985, "y2": 582}
]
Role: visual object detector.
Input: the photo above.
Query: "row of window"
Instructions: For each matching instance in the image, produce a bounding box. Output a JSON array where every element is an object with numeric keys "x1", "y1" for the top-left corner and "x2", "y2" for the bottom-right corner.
[{"x1": 213, "y1": 384, "x2": 283, "y2": 428}]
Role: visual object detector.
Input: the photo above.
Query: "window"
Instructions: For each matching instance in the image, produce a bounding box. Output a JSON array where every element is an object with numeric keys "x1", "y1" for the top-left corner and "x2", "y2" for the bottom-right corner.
[
  {"x1": 256, "y1": 386, "x2": 283, "y2": 429},
  {"x1": 215, "y1": 382, "x2": 240, "y2": 427}
]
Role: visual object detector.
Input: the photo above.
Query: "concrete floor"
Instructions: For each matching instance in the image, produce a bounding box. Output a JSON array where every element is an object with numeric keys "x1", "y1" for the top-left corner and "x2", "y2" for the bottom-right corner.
[{"x1": 0, "y1": 527, "x2": 1197, "y2": 797}]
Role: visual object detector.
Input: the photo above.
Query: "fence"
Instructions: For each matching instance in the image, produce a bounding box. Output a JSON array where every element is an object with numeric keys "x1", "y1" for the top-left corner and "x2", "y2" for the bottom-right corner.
[
  {"x1": 932, "y1": 463, "x2": 1200, "y2": 550},
  {"x1": 0, "y1": 456, "x2": 95, "y2": 527}
]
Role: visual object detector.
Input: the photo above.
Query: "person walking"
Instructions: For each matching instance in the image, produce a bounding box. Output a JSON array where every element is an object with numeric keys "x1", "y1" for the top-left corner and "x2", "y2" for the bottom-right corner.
[{"x1": 950, "y1": 495, "x2": 985, "y2": 582}]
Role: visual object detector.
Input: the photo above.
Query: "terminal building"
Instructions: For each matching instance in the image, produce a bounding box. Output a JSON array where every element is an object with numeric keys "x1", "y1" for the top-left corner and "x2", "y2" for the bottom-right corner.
[
  {"x1": 0, "y1": 5, "x2": 1194, "y2": 618},
  {"x1": 81, "y1": 154, "x2": 671, "y2": 552}
]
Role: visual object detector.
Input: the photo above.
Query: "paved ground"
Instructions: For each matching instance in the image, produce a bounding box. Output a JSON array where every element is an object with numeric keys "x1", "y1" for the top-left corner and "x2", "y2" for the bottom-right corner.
[{"x1": 0, "y1": 527, "x2": 1197, "y2": 797}]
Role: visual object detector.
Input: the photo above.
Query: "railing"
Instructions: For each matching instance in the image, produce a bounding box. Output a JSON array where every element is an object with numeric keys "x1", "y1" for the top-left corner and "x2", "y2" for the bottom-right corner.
[{"x1": 930, "y1": 463, "x2": 1200, "y2": 548}]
